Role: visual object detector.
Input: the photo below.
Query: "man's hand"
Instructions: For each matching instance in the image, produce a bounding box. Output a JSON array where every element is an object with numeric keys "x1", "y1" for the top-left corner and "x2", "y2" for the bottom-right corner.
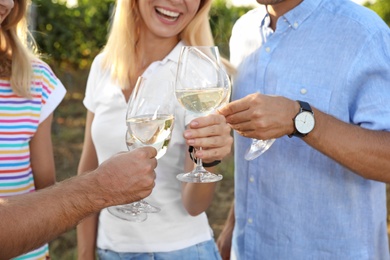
[
  {"x1": 218, "y1": 93, "x2": 298, "y2": 140},
  {"x1": 96, "y1": 147, "x2": 157, "y2": 206}
]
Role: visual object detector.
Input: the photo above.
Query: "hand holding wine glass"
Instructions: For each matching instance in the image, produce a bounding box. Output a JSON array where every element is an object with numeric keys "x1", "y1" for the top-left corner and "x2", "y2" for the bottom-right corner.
[
  {"x1": 175, "y1": 46, "x2": 231, "y2": 183},
  {"x1": 107, "y1": 77, "x2": 175, "y2": 222},
  {"x1": 218, "y1": 92, "x2": 275, "y2": 160}
]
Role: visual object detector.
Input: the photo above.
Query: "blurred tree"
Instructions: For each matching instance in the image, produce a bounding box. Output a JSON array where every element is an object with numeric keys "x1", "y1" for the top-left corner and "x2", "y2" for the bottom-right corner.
[
  {"x1": 32, "y1": 0, "x2": 115, "y2": 71},
  {"x1": 364, "y1": 0, "x2": 390, "y2": 26},
  {"x1": 31, "y1": 0, "x2": 387, "y2": 74},
  {"x1": 31, "y1": 0, "x2": 250, "y2": 71},
  {"x1": 209, "y1": 0, "x2": 251, "y2": 58}
]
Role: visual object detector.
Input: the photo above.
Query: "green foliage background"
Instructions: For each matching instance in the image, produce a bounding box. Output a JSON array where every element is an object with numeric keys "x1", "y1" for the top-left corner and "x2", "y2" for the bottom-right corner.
[
  {"x1": 31, "y1": 0, "x2": 250, "y2": 72},
  {"x1": 30, "y1": 0, "x2": 390, "y2": 79},
  {"x1": 27, "y1": 0, "x2": 390, "y2": 258}
]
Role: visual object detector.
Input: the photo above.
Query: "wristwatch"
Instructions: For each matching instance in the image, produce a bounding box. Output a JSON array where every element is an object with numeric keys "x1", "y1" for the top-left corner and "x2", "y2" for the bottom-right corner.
[{"x1": 289, "y1": 100, "x2": 315, "y2": 138}]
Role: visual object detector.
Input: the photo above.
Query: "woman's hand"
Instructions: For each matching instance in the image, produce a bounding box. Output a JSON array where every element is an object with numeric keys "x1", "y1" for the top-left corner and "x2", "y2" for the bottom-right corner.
[{"x1": 184, "y1": 113, "x2": 233, "y2": 163}]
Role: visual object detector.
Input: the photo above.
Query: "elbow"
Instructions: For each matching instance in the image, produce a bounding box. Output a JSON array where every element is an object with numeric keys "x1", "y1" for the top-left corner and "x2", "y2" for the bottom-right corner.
[
  {"x1": 183, "y1": 202, "x2": 211, "y2": 216},
  {"x1": 186, "y1": 208, "x2": 205, "y2": 217}
]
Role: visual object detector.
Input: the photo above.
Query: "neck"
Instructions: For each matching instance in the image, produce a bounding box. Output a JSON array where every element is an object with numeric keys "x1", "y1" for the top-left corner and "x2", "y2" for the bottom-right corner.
[
  {"x1": 136, "y1": 36, "x2": 178, "y2": 72},
  {"x1": 128, "y1": 34, "x2": 179, "y2": 90},
  {"x1": 267, "y1": 0, "x2": 303, "y2": 30}
]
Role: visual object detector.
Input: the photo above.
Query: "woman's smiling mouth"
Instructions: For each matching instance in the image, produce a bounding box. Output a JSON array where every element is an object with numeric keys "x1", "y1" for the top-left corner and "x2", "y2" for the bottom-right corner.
[{"x1": 155, "y1": 7, "x2": 180, "y2": 21}]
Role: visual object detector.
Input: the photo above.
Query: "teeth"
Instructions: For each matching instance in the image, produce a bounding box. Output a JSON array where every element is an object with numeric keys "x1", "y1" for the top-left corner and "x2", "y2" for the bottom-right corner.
[{"x1": 156, "y1": 7, "x2": 179, "y2": 18}]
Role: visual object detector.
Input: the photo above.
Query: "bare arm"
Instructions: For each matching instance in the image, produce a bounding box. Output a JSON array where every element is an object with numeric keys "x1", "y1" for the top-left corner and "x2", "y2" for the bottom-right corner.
[
  {"x1": 0, "y1": 147, "x2": 157, "y2": 260},
  {"x1": 217, "y1": 200, "x2": 235, "y2": 260},
  {"x1": 76, "y1": 111, "x2": 99, "y2": 260},
  {"x1": 306, "y1": 107, "x2": 390, "y2": 182},
  {"x1": 30, "y1": 113, "x2": 56, "y2": 190},
  {"x1": 181, "y1": 153, "x2": 217, "y2": 216},
  {"x1": 181, "y1": 114, "x2": 233, "y2": 216}
]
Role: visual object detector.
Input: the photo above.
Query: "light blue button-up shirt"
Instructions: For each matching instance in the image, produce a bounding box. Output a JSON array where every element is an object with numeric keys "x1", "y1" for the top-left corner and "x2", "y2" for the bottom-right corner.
[{"x1": 230, "y1": 0, "x2": 390, "y2": 259}]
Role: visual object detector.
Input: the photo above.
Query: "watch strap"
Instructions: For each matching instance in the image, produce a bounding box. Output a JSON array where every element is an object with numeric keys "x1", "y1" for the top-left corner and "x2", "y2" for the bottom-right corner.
[
  {"x1": 298, "y1": 100, "x2": 312, "y2": 112},
  {"x1": 188, "y1": 146, "x2": 221, "y2": 167}
]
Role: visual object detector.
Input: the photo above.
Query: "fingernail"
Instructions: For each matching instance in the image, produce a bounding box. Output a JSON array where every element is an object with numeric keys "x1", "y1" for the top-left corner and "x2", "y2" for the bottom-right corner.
[{"x1": 190, "y1": 121, "x2": 199, "y2": 127}]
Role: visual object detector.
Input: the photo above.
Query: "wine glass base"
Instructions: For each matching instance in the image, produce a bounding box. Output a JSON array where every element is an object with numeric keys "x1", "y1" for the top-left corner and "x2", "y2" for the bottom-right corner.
[
  {"x1": 176, "y1": 172, "x2": 223, "y2": 183},
  {"x1": 107, "y1": 205, "x2": 148, "y2": 222},
  {"x1": 135, "y1": 200, "x2": 161, "y2": 214}
]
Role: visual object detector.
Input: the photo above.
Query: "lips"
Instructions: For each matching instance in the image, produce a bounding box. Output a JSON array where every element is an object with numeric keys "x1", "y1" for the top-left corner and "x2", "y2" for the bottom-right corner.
[{"x1": 155, "y1": 7, "x2": 180, "y2": 22}]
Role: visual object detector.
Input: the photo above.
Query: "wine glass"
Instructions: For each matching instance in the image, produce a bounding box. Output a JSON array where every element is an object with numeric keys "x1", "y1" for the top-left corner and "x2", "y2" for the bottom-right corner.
[
  {"x1": 107, "y1": 77, "x2": 175, "y2": 221},
  {"x1": 245, "y1": 138, "x2": 276, "y2": 160},
  {"x1": 174, "y1": 46, "x2": 230, "y2": 183}
]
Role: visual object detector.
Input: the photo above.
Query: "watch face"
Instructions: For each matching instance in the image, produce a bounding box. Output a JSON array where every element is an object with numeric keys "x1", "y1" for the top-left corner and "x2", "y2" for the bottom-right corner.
[{"x1": 295, "y1": 111, "x2": 315, "y2": 134}]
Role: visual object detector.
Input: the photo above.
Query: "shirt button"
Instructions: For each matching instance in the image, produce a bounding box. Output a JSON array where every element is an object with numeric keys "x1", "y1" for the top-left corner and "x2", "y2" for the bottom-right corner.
[
  {"x1": 249, "y1": 177, "x2": 255, "y2": 183},
  {"x1": 300, "y1": 88, "x2": 307, "y2": 94},
  {"x1": 248, "y1": 218, "x2": 253, "y2": 224},
  {"x1": 265, "y1": 47, "x2": 271, "y2": 53},
  {"x1": 294, "y1": 22, "x2": 299, "y2": 28}
]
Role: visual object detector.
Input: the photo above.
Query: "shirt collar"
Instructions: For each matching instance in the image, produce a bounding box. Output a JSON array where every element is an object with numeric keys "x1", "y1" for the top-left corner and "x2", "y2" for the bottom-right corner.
[
  {"x1": 142, "y1": 41, "x2": 184, "y2": 80},
  {"x1": 260, "y1": 0, "x2": 324, "y2": 31},
  {"x1": 282, "y1": 0, "x2": 324, "y2": 30},
  {"x1": 160, "y1": 41, "x2": 184, "y2": 65}
]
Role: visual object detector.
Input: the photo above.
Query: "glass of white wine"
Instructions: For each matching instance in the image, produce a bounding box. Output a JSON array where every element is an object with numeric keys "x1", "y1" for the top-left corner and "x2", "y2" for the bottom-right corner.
[
  {"x1": 107, "y1": 77, "x2": 175, "y2": 222},
  {"x1": 245, "y1": 138, "x2": 276, "y2": 160},
  {"x1": 174, "y1": 46, "x2": 230, "y2": 183}
]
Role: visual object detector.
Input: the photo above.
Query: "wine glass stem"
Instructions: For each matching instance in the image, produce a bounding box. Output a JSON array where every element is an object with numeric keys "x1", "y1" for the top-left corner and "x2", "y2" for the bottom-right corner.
[{"x1": 194, "y1": 147, "x2": 205, "y2": 179}]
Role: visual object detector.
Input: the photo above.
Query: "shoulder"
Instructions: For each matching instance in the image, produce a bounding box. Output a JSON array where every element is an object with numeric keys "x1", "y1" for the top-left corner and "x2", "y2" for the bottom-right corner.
[
  {"x1": 31, "y1": 59, "x2": 57, "y2": 79},
  {"x1": 322, "y1": 0, "x2": 389, "y2": 35},
  {"x1": 31, "y1": 59, "x2": 65, "y2": 92},
  {"x1": 88, "y1": 53, "x2": 111, "y2": 83},
  {"x1": 92, "y1": 52, "x2": 105, "y2": 67},
  {"x1": 92, "y1": 52, "x2": 109, "y2": 69}
]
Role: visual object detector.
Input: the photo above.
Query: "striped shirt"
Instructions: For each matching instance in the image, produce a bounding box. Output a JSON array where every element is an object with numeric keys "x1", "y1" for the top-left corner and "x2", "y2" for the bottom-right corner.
[{"x1": 0, "y1": 60, "x2": 66, "y2": 260}]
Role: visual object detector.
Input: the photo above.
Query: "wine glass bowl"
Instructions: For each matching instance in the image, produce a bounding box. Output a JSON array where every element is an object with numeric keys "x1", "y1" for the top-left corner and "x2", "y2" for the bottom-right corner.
[
  {"x1": 174, "y1": 46, "x2": 230, "y2": 183},
  {"x1": 107, "y1": 77, "x2": 175, "y2": 221},
  {"x1": 126, "y1": 115, "x2": 174, "y2": 159},
  {"x1": 245, "y1": 138, "x2": 276, "y2": 161}
]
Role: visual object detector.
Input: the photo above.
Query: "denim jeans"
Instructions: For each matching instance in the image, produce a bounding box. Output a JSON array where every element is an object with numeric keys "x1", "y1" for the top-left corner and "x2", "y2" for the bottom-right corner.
[{"x1": 97, "y1": 239, "x2": 222, "y2": 260}]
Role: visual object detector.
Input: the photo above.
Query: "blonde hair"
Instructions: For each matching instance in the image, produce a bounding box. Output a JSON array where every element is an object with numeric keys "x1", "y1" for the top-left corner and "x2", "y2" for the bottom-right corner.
[
  {"x1": 0, "y1": 0, "x2": 36, "y2": 98},
  {"x1": 102, "y1": 0, "x2": 232, "y2": 89}
]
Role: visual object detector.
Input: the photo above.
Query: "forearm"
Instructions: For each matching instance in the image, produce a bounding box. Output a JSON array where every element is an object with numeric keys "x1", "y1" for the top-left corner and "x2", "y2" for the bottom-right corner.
[
  {"x1": 306, "y1": 108, "x2": 390, "y2": 182},
  {"x1": 226, "y1": 201, "x2": 235, "y2": 227},
  {"x1": 30, "y1": 113, "x2": 56, "y2": 190},
  {"x1": 182, "y1": 180, "x2": 217, "y2": 216},
  {"x1": 77, "y1": 214, "x2": 98, "y2": 260},
  {"x1": 0, "y1": 173, "x2": 105, "y2": 260}
]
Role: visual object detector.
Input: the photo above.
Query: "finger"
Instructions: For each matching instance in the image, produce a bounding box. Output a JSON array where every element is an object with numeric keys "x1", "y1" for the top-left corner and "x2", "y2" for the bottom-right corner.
[
  {"x1": 229, "y1": 121, "x2": 256, "y2": 132},
  {"x1": 218, "y1": 98, "x2": 249, "y2": 117},
  {"x1": 140, "y1": 146, "x2": 158, "y2": 159},
  {"x1": 188, "y1": 135, "x2": 226, "y2": 149},
  {"x1": 195, "y1": 146, "x2": 230, "y2": 161},
  {"x1": 185, "y1": 116, "x2": 231, "y2": 139},
  {"x1": 185, "y1": 124, "x2": 222, "y2": 141},
  {"x1": 187, "y1": 114, "x2": 226, "y2": 129},
  {"x1": 132, "y1": 146, "x2": 157, "y2": 159}
]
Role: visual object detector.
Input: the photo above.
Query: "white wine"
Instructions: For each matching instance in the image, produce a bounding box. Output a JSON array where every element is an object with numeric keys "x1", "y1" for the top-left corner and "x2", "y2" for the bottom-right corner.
[
  {"x1": 176, "y1": 87, "x2": 225, "y2": 114},
  {"x1": 126, "y1": 114, "x2": 175, "y2": 159}
]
